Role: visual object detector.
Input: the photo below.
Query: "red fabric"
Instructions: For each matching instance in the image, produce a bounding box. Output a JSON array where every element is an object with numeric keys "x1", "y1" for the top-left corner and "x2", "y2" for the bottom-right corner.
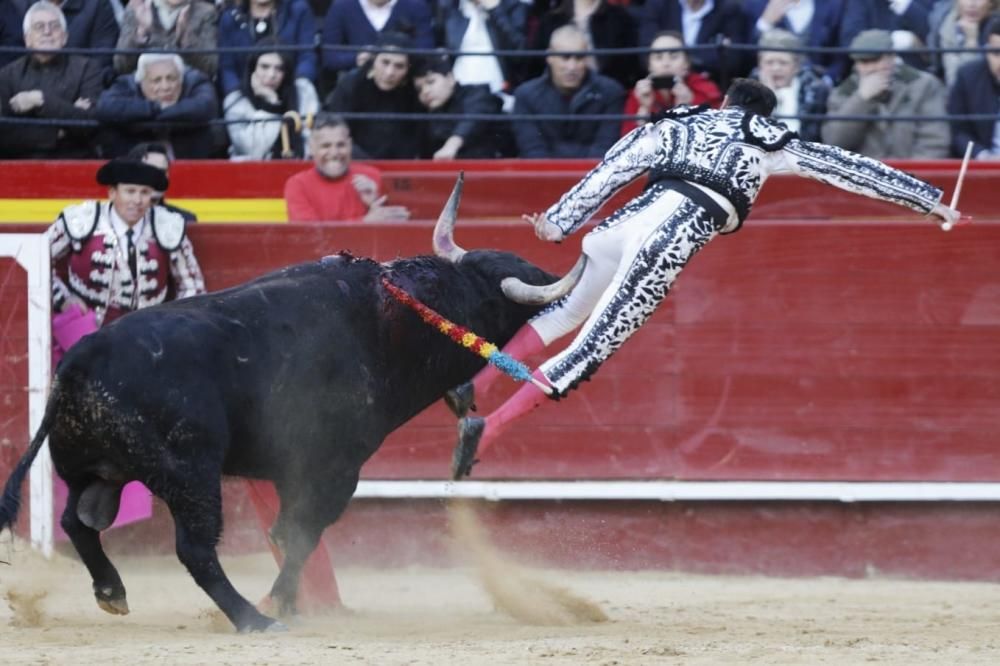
[
  {"x1": 283, "y1": 164, "x2": 383, "y2": 223},
  {"x1": 620, "y1": 72, "x2": 723, "y2": 135}
]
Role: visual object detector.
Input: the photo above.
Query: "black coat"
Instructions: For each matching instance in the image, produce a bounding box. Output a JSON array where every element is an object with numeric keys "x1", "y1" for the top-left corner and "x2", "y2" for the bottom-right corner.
[
  {"x1": 512, "y1": 69, "x2": 625, "y2": 158},
  {"x1": 0, "y1": 54, "x2": 103, "y2": 158},
  {"x1": 639, "y1": 0, "x2": 748, "y2": 81},
  {"x1": 324, "y1": 67, "x2": 424, "y2": 159},
  {"x1": 58, "y1": 0, "x2": 120, "y2": 72},
  {"x1": 529, "y1": 3, "x2": 639, "y2": 89},
  {"x1": 95, "y1": 69, "x2": 220, "y2": 158},
  {"x1": 947, "y1": 58, "x2": 1000, "y2": 158},
  {"x1": 421, "y1": 83, "x2": 509, "y2": 159},
  {"x1": 0, "y1": 0, "x2": 23, "y2": 69}
]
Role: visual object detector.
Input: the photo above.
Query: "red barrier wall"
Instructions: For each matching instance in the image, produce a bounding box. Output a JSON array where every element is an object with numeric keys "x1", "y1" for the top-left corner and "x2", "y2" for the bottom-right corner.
[
  {"x1": 0, "y1": 158, "x2": 998, "y2": 220},
  {"x1": 5, "y1": 219, "x2": 998, "y2": 481},
  {"x1": 2, "y1": 160, "x2": 999, "y2": 578}
]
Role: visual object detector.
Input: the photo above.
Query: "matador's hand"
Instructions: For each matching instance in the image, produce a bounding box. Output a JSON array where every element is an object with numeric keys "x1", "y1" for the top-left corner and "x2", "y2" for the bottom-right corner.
[
  {"x1": 522, "y1": 212, "x2": 564, "y2": 242},
  {"x1": 928, "y1": 203, "x2": 961, "y2": 230}
]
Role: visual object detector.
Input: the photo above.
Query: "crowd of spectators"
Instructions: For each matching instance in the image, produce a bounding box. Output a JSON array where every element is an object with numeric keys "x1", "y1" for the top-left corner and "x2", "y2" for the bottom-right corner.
[{"x1": 1, "y1": 0, "x2": 999, "y2": 163}]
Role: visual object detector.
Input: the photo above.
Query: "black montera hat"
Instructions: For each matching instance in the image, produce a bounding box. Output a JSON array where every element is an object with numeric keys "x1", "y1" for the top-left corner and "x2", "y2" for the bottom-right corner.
[{"x1": 96, "y1": 158, "x2": 169, "y2": 191}]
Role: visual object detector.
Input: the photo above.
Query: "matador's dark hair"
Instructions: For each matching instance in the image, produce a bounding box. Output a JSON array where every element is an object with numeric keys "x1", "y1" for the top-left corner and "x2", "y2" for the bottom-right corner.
[{"x1": 724, "y1": 78, "x2": 777, "y2": 117}]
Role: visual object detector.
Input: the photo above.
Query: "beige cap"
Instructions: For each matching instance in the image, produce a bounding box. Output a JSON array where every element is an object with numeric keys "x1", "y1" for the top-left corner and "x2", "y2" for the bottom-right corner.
[{"x1": 849, "y1": 29, "x2": 893, "y2": 61}]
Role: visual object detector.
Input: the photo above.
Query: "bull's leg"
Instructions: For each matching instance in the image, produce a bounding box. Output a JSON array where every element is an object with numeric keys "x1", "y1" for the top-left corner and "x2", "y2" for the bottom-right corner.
[
  {"x1": 160, "y1": 482, "x2": 283, "y2": 633},
  {"x1": 268, "y1": 473, "x2": 359, "y2": 616},
  {"x1": 60, "y1": 481, "x2": 129, "y2": 615}
]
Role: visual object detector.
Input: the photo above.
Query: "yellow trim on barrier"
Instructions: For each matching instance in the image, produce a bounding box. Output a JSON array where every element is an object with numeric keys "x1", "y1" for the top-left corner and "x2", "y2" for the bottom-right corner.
[{"x1": 0, "y1": 199, "x2": 289, "y2": 223}]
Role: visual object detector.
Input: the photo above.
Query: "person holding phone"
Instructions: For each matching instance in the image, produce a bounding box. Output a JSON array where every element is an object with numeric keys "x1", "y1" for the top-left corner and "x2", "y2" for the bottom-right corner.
[{"x1": 621, "y1": 31, "x2": 722, "y2": 135}]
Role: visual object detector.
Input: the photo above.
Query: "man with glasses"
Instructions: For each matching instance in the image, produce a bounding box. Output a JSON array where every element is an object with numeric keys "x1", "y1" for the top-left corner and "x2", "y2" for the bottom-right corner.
[{"x1": 0, "y1": 0, "x2": 102, "y2": 158}]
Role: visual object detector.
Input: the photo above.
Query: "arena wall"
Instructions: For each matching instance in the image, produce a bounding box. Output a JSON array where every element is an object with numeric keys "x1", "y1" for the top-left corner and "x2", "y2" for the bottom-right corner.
[{"x1": 2, "y1": 160, "x2": 999, "y2": 579}]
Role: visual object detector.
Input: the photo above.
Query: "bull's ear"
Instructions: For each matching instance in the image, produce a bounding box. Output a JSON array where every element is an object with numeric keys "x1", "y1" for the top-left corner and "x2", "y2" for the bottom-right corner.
[
  {"x1": 502, "y1": 255, "x2": 587, "y2": 305},
  {"x1": 432, "y1": 172, "x2": 466, "y2": 262}
]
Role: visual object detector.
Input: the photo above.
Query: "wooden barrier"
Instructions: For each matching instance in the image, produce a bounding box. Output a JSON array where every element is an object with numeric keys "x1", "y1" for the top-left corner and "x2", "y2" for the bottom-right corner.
[
  {"x1": 2, "y1": 159, "x2": 999, "y2": 578},
  {"x1": 0, "y1": 158, "x2": 998, "y2": 222}
]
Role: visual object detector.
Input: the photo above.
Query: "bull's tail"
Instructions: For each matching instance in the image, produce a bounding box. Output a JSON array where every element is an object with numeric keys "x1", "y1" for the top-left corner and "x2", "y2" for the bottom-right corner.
[{"x1": 0, "y1": 383, "x2": 60, "y2": 534}]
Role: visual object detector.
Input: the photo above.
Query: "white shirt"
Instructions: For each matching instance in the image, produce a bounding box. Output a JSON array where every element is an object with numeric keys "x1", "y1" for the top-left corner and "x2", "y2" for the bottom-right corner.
[
  {"x1": 755, "y1": 0, "x2": 814, "y2": 35},
  {"x1": 772, "y1": 76, "x2": 801, "y2": 133},
  {"x1": 359, "y1": 0, "x2": 396, "y2": 31},
  {"x1": 680, "y1": 0, "x2": 714, "y2": 47},
  {"x1": 109, "y1": 205, "x2": 145, "y2": 258},
  {"x1": 452, "y1": 0, "x2": 505, "y2": 93},
  {"x1": 992, "y1": 117, "x2": 1000, "y2": 155}
]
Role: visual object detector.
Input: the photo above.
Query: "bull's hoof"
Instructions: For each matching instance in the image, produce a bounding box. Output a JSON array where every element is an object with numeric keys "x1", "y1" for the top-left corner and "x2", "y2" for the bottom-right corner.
[
  {"x1": 97, "y1": 598, "x2": 130, "y2": 615},
  {"x1": 444, "y1": 382, "x2": 477, "y2": 418},
  {"x1": 451, "y1": 416, "x2": 485, "y2": 480},
  {"x1": 95, "y1": 587, "x2": 130, "y2": 616}
]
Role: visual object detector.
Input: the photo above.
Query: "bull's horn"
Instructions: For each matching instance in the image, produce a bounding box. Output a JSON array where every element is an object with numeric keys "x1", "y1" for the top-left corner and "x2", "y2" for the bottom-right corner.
[
  {"x1": 432, "y1": 172, "x2": 466, "y2": 262},
  {"x1": 501, "y1": 255, "x2": 587, "y2": 305}
]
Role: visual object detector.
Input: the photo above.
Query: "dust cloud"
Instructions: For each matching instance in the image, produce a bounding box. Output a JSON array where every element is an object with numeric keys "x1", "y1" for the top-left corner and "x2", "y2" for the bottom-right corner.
[{"x1": 446, "y1": 499, "x2": 607, "y2": 626}]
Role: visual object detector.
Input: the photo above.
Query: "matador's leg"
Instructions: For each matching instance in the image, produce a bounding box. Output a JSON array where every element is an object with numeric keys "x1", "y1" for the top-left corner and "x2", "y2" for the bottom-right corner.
[
  {"x1": 451, "y1": 192, "x2": 721, "y2": 478},
  {"x1": 445, "y1": 182, "x2": 673, "y2": 417}
]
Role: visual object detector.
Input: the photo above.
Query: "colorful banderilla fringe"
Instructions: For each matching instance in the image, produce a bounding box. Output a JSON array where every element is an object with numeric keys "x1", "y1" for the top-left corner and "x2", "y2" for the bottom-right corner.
[{"x1": 381, "y1": 276, "x2": 545, "y2": 389}]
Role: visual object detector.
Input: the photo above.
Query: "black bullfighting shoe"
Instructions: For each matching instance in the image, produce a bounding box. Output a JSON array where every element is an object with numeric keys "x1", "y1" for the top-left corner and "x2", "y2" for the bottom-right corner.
[
  {"x1": 444, "y1": 381, "x2": 477, "y2": 418},
  {"x1": 451, "y1": 415, "x2": 485, "y2": 480}
]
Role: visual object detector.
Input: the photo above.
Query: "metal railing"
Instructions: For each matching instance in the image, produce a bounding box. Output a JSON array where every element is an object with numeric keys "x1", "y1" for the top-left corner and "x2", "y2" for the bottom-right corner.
[{"x1": 0, "y1": 40, "x2": 996, "y2": 133}]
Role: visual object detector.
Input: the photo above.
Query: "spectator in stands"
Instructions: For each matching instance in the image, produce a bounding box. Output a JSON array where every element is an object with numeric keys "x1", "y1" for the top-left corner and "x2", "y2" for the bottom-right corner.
[
  {"x1": 49, "y1": 157, "x2": 205, "y2": 363},
  {"x1": 526, "y1": 0, "x2": 639, "y2": 89},
  {"x1": 638, "y1": 0, "x2": 748, "y2": 83},
  {"x1": 621, "y1": 30, "x2": 722, "y2": 136},
  {"x1": 323, "y1": 30, "x2": 423, "y2": 159},
  {"x1": 0, "y1": 0, "x2": 25, "y2": 69},
  {"x1": 321, "y1": 0, "x2": 433, "y2": 80},
  {"x1": 946, "y1": 14, "x2": 1000, "y2": 158},
  {"x1": 838, "y1": 0, "x2": 935, "y2": 71},
  {"x1": 743, "y1": 0, "x2": 848, "y2": 83},
  {"x1": 218, "y1": 0, "x2": 317, "y2": 96},
  {"x1": 96, "y1": 52, "x2": 219, "y2": 158},
  {"x1": 54, "y1": 0, "x2": 121, "y2": 72},
  {"x1": 512, "y1": 24, "x2": 625, "y2": 158},
  {"x1": 412, "y1": 50, "x2": 509, "y2": 159},
  {"x1": 224, "y1": 43, "x2": 319, "y2": 159},
  {"x1": 126, "y1": 141, "x2": 198, "y2": 221},
  {"x1": 284, "y1": 112, "x2": 410, "y2": 222},
  {"x1": 750, "y1": 28, "x2": 829, "y2": 142},
  {"x1": 0, "y1": 0, "x2": 102, "y2": 158},
  {"x1": 822, "y1": 29, "x2": 948, "y2": 159},
  {"x1": 439, "y1": 0, "x2": 526, "y2": 98},
  {"x1": 114, "y1": 0, "x2": 218, "y2": 78},
  {"x1": 926, "y1": 0, "x2": 999, "y2": 85}
]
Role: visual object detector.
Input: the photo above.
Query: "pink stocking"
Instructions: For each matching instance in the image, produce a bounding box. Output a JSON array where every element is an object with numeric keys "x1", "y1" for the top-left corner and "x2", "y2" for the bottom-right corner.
[{"x1": 477, "y1": 369, "x2": 553, "y2": 457}]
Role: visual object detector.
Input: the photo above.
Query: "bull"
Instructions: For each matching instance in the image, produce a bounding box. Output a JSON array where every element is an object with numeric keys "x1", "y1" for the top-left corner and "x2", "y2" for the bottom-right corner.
[{"x1": 0, "y1": 177, "x2": 579, "y2": 633}]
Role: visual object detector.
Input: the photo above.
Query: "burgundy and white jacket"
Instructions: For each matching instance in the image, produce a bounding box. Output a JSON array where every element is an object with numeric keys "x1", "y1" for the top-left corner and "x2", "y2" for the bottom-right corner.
[{"x1": 49, "y1": 201, "x2": 205, "y2": 325}]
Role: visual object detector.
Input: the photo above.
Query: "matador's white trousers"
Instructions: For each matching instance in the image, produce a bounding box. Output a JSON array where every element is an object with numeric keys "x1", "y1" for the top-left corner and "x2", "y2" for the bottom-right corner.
[{"x1": 529, "y1": 183, "x2": 734, "y2": 396}]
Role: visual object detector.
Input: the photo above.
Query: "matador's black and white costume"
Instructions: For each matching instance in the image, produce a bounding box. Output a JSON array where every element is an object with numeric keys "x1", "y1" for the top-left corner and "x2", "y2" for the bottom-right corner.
[
  {"x1": 448, "y1": 103, "x2": 944, "y2": 480},
  {"x1": 530, "y1": 104, "x2": 942, "y2": 396}
]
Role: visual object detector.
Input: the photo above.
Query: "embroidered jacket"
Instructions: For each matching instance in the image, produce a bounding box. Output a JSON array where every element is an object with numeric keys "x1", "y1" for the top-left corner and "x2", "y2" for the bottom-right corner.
[
  {"x1": 546, "y1": 105, "x2": 943, "y2": 236},
  {"x1": 49, "y1": 201, "x2": 206, "y2": 324}
]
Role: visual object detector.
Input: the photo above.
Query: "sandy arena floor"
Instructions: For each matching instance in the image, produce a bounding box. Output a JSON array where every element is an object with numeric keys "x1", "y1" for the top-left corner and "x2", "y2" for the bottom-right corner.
[{"x1": 2, "y1": 536, "x2": 1000, "y2": 666}]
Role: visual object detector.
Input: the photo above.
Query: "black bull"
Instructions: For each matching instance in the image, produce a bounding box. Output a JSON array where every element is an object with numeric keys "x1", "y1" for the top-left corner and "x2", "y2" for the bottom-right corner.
[{"x1": 0, "y1": 179, "x2": 565, "y2": 633}]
